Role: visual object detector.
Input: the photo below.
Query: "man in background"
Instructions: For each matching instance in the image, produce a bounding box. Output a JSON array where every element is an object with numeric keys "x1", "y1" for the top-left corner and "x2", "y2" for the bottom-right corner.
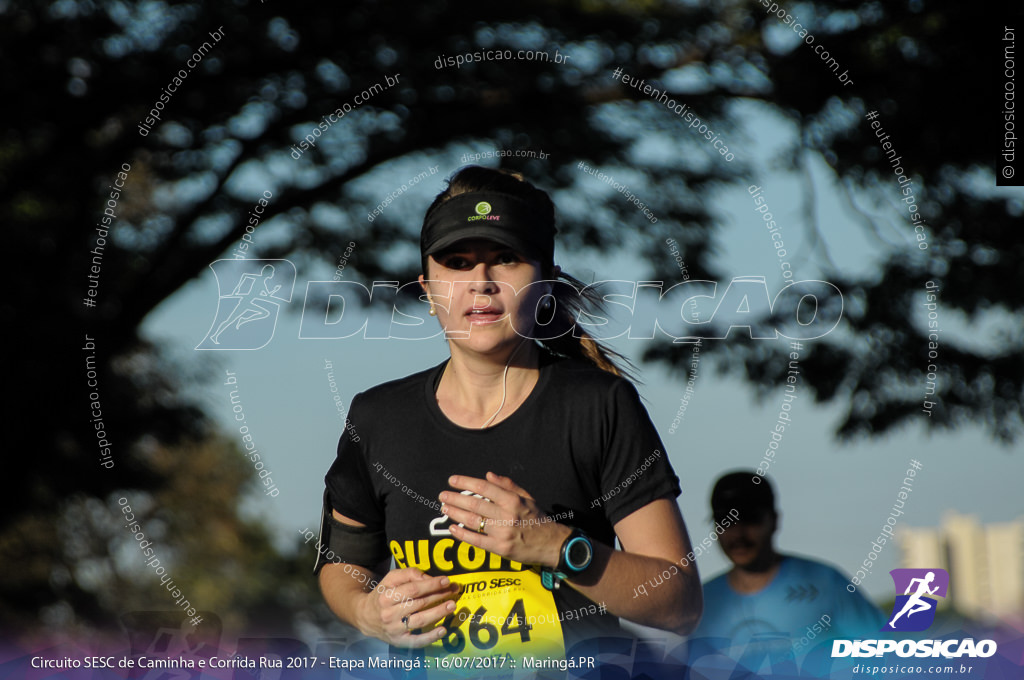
[{"x1": 688, "y1": 471, "x2": 883, "y2": 674}]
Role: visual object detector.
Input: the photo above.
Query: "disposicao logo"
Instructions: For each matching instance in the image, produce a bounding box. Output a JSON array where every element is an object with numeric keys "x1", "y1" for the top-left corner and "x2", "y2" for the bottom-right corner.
[
  {"x1": 196, "y1": 260, "x2": 296, "y2": 350},
  {"x1": 884, "y1": 568, "x2": 948, "y2": 632},
  {"x1": 832, "y1": 568, "x2": 997, "y2": 660}
]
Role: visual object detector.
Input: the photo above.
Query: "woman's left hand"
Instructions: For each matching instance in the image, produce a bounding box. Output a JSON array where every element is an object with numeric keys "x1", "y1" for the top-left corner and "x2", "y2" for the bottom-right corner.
[{"x1": 439, "y1": 471, "x2": 571, "y2": 568}]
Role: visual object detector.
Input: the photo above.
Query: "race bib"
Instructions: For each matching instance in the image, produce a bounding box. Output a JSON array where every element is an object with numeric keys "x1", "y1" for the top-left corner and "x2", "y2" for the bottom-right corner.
[{"x1": 424, "y1": 570, "x2": 564, "y2": 674}]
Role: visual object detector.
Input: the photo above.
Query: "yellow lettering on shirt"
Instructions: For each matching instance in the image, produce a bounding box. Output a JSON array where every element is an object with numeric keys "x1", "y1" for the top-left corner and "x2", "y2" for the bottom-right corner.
[{"x1": 390, "y1": 539, "x2": 524, "y2": 573}]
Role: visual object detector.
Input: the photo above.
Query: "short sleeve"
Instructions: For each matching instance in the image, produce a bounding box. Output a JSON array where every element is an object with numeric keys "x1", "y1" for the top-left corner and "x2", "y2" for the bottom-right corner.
[
  {"x1": 597, "y1": 379, "x2": 681, "y2": 526},
  {"x1": 323, "y1": 394, "x2": 385, "y2": 529}
]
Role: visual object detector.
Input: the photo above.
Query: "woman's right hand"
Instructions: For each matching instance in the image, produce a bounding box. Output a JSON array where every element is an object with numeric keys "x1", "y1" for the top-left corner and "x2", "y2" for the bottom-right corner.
[{"x1": 356, "y1": 566, "x2": 461, "y2": 648}]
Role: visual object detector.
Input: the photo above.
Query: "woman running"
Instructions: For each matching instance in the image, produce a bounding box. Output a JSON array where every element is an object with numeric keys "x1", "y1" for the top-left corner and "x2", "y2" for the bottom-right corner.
[{"x1": 317, "y1": 166, "x2": 702, "y2": 666}]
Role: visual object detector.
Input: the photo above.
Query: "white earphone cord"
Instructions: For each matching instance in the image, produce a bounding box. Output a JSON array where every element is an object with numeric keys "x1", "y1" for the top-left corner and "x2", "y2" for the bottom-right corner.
[{"x1": 481, "y1": 339, "x2": 530, "y2": 429}]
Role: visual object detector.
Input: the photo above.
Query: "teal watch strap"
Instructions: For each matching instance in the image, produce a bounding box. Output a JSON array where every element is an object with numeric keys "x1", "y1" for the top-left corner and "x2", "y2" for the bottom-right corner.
[{"x1": 540, "y1": 568, "x2": 562, "y2": 590}]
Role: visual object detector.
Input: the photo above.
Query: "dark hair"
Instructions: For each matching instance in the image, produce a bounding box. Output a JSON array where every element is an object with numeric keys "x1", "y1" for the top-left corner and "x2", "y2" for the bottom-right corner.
[
  {"x1": 421, "y1": 166, "x2": 634, "y2": 379},
  {"x1": 711, "y1": 471, "x2": 777, "y2": 517}
]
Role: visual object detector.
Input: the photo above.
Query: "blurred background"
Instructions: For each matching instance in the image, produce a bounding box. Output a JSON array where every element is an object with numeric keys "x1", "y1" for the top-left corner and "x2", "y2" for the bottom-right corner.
[{"x1": 5, "y1": 0, "x2": 1022, "y2": 658}]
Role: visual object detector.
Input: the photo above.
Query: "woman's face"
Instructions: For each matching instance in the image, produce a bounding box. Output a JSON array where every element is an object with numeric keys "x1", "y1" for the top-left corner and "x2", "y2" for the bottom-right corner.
[{"x1": 418, "y1": 239, "x2": 551, "y2": 357}]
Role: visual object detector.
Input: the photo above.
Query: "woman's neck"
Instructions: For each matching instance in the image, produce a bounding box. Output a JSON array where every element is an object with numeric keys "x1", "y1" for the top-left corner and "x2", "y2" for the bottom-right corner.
[{"x1": 437, "y1": 341, "x2": 541, "y2": 428}]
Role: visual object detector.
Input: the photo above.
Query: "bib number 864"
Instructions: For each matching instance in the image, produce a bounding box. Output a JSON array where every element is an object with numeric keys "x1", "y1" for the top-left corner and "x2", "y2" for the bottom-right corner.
[{"x1": 441, "y1": 598, "x2": 532, "y2": 654}]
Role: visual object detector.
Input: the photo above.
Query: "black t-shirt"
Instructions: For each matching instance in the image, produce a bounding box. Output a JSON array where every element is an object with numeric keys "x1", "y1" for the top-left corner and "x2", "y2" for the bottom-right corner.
[{"x1": 324, "y1": 350, "x2": 680, "y2": 659}]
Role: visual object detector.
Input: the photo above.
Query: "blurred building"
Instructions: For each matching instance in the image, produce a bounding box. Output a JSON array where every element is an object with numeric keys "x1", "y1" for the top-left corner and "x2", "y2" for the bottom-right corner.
[{"x1": 898, "y1": 511, "x2": 1024, "y2": 621}]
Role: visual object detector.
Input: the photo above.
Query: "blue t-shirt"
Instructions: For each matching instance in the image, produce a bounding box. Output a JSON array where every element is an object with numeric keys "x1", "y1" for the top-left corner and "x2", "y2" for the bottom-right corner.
[{"x1": 687, "y1": 555, "x2": 884, "y2": 674}]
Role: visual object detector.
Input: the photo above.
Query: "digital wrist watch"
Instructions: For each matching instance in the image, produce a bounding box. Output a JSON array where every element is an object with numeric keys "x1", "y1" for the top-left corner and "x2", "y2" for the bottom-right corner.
[{"x1": 540, "y1": 528, "x2": 593, "y2": 590}]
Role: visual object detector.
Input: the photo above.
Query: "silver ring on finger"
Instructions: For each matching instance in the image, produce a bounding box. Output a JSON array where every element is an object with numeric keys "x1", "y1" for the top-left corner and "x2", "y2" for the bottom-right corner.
[{"x1": 402, "y1": 615, "x2": 410, "y2": 631}]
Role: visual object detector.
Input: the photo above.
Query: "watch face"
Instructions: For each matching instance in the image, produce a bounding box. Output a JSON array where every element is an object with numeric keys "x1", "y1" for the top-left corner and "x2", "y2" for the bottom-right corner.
[{"x1": 566, "y1": 537, "x2": 593, "y2": 570}]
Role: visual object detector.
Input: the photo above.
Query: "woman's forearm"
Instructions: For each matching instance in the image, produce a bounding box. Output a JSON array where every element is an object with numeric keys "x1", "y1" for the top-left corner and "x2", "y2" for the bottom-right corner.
[
  {"x1": 440, "y1": 477, "x2": 702, "y2": 635},
  {"x1": 564, "y1": 540, "x2": 702, "y2": 635},
  {"x1": 318, "y1": 563, "x2": 380, "y2": 636}
]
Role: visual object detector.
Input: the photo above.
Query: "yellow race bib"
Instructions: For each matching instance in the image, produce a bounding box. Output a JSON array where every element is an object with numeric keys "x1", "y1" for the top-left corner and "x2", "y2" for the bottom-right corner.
[{"x1": 423, "y1": 570, "x2": 564, "y2": 677}]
